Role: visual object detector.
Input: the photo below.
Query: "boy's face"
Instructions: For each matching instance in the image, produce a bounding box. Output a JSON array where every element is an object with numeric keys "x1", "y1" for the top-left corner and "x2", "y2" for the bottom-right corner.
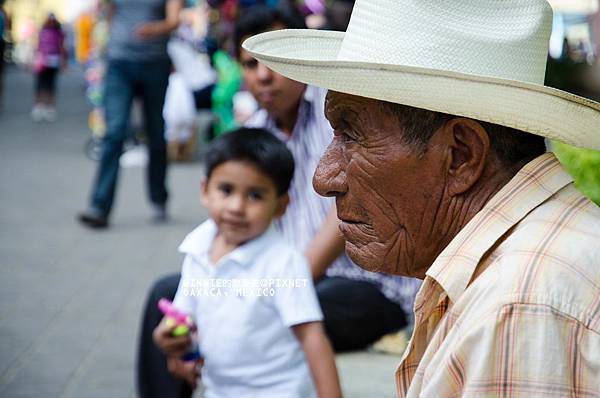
[
  {"x1": 201, "y1": 160, "x2": 289, "y2": 246},
  {"x1": 239, "y1": 26, "x2": 306, "y2": 121}
]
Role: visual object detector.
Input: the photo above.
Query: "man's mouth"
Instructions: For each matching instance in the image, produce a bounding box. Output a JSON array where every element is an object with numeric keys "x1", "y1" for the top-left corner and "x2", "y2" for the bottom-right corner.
[
  {"x1": 339, "y1": 219, "x2": 375, "y2": 239},
  {"x1": 337, "y1": 211, "x2": 367, "y2": 225},
  {"x1": 258, "y1": 91, "x2": 276, "y2": 103}
]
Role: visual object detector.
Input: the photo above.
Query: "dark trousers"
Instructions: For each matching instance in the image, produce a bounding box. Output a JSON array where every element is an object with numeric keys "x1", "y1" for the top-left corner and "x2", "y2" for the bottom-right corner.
[
  {"x1": 35, "y1": 66, "x2": 59, "y2": 94},
  {"x1": 89, "y1": 59, "x2": 170, "y2": 216},
  {"x1": 136, "y1": 273, "x2": 407, "y2": 397}
]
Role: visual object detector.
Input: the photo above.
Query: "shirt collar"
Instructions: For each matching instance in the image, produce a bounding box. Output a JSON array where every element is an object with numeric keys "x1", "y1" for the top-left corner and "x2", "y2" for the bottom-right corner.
[
  {"x1": 425, "y1": 153, "x2": 573, "y2": 304},
  {"x1": 178, "y1": 219, "x2": 278, "y2": 267}
]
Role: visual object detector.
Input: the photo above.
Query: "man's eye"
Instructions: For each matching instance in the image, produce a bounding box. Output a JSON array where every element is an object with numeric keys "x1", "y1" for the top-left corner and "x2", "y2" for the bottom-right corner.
[
  {"x1": 248, "y1": 191, "x2": 263, "y2": 201},
  {"x1": 218, "y1": 184, "x2": 233, "y2": 195},
  {"x1": 334, "y1": 128, "x2": 355, "y2": 143},
  {"x1": 241, "y1": 59, "x2": 258, "y2": 70}
]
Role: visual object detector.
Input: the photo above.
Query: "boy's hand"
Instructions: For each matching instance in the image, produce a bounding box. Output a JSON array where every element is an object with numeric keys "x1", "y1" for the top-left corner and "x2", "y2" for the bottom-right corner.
[
  {"x1": 167, "y1": 357, "x2": 203, "y2": 390},
  {"x1": 153, "y1": 316, "x2": 192, "y2": 357}
]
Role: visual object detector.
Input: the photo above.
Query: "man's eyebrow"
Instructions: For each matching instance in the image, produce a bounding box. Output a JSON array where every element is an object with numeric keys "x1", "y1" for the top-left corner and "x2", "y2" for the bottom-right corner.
[{"x1": 325, "y1": 98, "x2": 347, "y2": 121}]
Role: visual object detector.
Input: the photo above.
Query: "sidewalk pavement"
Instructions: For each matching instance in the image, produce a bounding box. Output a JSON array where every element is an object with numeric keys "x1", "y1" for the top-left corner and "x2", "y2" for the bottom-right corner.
[{"x1": 0, "y1": 66, "x2": 399, "y2": 398}]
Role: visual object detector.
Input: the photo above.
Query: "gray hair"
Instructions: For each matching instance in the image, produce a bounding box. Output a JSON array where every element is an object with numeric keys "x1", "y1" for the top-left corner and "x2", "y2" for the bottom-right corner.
[{"x1": 380, "y1": 101, "x2": 546, "y2": 166}]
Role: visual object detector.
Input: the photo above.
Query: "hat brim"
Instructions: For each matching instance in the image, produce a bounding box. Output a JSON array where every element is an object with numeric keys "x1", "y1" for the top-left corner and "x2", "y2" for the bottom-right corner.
[{"x1": 243, "y1": 29, "x2": 600, "y2": 150}]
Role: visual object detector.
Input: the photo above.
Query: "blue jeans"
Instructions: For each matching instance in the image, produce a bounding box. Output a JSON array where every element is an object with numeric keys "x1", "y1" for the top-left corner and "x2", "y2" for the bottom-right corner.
[{"x1": 89, "y1": 59, "x2": 170, "y2": 216}]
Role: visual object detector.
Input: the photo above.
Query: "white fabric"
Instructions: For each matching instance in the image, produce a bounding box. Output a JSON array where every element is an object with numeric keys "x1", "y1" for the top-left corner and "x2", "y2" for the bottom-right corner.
[
  {"x1": 242, "y1": 0, "x2": 600, "y2": 150},
  {"x1": 167, "y1": 38, "x2": 216, "y2": 90},
  {"x1": 173, "y1": 220, "x2": 322, "y2": 398},
  {"x1": 163, "y1": 72, "x2": 197, "y2": 142}
]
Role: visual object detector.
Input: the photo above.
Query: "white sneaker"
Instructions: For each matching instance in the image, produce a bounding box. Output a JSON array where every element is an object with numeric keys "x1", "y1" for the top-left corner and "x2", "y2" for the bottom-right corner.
[
  {"x1": 44, "y1": 107, "x2": 57, "y2": 122},
  {"x1": 31, "y1": 105, "x2": 45, "y2": 122}
]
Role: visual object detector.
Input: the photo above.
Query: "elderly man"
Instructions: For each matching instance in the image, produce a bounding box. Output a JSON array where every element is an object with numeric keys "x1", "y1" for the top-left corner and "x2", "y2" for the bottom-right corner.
[{"x1": 244, "y1": 0, "x2": 600, "y2": 396}]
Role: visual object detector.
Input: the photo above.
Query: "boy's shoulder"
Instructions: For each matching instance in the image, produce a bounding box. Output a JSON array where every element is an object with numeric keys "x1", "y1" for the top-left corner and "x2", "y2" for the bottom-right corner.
[{"x1": 178, "y1": 220, "x2": 216, "y2": 257}]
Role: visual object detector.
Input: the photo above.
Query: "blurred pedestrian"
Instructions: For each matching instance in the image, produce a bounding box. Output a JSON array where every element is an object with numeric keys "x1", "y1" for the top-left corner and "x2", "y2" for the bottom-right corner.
[
  {"x1": 31, "y1": 13, "x2": 66, "y2": 122},
  {"x1": 78, "y1": 0, "x2": 184, "y2": 229}
]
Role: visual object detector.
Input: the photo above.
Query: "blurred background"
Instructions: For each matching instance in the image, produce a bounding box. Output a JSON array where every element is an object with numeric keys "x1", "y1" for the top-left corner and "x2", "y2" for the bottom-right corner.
[
  {"x1": 0, "y1": 0, "x2": 598, "y2": 397},
  {"x1": 1, "y1": 0, "x2": 598, "y2": 203}
]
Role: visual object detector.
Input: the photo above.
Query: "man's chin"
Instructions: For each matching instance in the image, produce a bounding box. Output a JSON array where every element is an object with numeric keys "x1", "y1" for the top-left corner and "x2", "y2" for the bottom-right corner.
[
  {"x1": 345, "y1": 242, "x2": 388, "y2": 274},
  {"x1": 345, "y1": 241, "x2": 418, "y2": 277}
]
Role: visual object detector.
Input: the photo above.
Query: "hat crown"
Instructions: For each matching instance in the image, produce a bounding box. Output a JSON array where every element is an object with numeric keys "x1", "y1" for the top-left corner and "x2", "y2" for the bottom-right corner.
[{"x1": 337, "y1": 0, "x2": 553, "y2": 84}]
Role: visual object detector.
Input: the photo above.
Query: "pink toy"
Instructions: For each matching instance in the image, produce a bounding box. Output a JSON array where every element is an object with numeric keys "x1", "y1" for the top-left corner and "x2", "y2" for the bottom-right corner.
[
  {"x1": 158, "y1": 298, "x2": 196, "y2": 331},
  {"x1": 158, "y1": 298, "x2": 201, "y2": 361}
]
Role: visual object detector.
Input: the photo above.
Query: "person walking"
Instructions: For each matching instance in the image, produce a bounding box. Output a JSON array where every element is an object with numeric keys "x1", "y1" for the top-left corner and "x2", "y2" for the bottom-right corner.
[
  {"x1": 78, "y1": 0, "x2": 183, "y2": 228},
  {"x1": 31, "y1": 13, "x2": 66, "y2": 122}
]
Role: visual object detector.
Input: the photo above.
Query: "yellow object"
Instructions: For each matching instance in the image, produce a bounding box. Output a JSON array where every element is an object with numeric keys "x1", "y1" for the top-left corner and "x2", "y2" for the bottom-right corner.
[
  {"x1": 75, "y1": 13, "x2": 94, "y2": 64},
  {"x1": 173, "y1": 325, "x2": 190, "y2": 337},
  {"x1": 371, "y1": 329, "x2": 409, "y2": 355}
]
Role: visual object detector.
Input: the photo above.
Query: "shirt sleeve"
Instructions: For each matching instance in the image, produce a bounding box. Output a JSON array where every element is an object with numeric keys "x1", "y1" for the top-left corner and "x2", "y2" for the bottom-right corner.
[
  {"x1": 419, "y1": 302, "x2": 600, "y2": 397},
  {"x1": 172, "y1": 255, "x2": 197, "y2": 316},
  {"x1": 271, "y1": 250, "x2": 323, "y2": 328}
]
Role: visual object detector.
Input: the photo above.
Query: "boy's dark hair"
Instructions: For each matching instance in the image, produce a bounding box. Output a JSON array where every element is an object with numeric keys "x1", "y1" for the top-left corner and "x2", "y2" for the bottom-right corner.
[
  {"x1": 204, "y1": 128, "x2": 295, "y2": 196},
  {"x1": 234, "y1": 4, "x2": 306, "y2": 58}
]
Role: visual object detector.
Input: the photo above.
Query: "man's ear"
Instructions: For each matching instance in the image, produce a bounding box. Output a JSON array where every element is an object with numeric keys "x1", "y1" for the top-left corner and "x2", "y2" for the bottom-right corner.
[
  {"x1": 200, "y1": 178, "x2": 209, "y2": 207},
  {"x1": 274, "y1": 193, "x2": 290, "y2": 218},
  {"x1": 443, "y1": 118, "x2": 490, "y2": 196}
]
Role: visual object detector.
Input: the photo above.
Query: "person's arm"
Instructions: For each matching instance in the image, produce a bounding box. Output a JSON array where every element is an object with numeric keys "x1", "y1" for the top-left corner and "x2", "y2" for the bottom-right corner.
[
  {"x1": 293, "y1": 322, "x2": 342, "y2": 398},
  {"x1": 304, "y1": 205, "x2": 346, "y2": 280},
  {"x1": 135, "y1": 0, "x2": 183, "y2": 40},
  {"x1": 60, "y1": 30, "x2": 68, "y2": 68}
]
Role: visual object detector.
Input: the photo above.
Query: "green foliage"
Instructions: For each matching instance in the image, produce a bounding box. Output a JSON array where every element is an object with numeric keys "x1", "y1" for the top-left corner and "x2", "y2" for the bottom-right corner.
[{"x1": 552, "y1": 141, "x2": 600, "y2": 206}]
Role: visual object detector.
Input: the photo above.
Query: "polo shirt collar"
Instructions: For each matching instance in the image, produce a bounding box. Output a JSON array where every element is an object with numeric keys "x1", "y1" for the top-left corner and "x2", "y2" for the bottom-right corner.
[
  {"x1": 424, "y1": 153, "x2": 573, "y2": 305},
  {"x1": 178, "y1": 219, "x2": 278, "y2": 267}
]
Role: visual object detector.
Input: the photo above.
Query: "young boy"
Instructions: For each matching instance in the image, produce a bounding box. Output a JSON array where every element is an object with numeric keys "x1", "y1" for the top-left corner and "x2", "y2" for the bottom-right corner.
[{"x1": 153, "y1": 128, "x2": 342, "y2": 398}]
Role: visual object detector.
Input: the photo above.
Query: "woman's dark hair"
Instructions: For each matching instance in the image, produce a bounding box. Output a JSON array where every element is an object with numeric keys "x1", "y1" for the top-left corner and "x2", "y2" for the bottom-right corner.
[
  {"x1": 204, "y1": 128, "x2": 295, "y2": 195},
  {"x1": 234, "y1": 4, "x2": 306, "y2": 58}
]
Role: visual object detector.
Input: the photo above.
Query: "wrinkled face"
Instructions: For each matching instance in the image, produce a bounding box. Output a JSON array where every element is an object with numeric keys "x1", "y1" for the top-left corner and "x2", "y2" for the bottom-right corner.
[
  {"x1": 202, "y1": 161, "x2": 288, "y2": 246},
  {"x1": 313, "y1": 91, "x2": 448, "y2": 278},
  {"x1": 239, "y1": 29, "x2": 306, "y2": 120}
]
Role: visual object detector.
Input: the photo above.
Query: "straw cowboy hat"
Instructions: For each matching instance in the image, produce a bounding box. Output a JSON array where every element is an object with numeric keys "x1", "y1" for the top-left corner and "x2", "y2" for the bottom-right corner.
[{"x1": 243, "y1": 0, "x2": 600, "y2": 150}]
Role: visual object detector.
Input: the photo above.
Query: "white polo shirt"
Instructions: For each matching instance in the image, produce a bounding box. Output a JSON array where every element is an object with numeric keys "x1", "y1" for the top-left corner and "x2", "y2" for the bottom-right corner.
[{"x1": 173, "y1": 220, "x2": 323, "y2": 398}]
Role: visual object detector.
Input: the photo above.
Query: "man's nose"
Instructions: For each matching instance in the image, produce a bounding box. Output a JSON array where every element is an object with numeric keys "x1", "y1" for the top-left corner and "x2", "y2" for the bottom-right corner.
[
  {"x1": 256, "y1": 63, "x2": 273, "y2": 82},
  {"x1": 313, "y1": 140, "x2": 347, "y2": 197}
]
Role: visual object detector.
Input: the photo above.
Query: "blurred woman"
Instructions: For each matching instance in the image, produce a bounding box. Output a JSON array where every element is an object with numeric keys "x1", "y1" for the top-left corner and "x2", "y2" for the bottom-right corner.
[{"x1": 31, "y1": 13, "x2": 66, "y2": 122}]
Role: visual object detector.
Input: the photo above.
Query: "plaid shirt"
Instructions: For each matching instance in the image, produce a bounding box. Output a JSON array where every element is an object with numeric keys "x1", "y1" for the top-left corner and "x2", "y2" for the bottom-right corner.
[{"x1": 396, "y1": 153, "x2": 600, "y2": 397}]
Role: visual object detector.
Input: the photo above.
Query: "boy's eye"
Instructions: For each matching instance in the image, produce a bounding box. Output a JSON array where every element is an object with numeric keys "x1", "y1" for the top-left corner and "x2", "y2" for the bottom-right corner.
[
  {"x1": 218, "y1": 184, "x2": 233, "y2": 195},
  {"x1": 248, "y1": 191, "x2": 264, "y2": 201}
]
